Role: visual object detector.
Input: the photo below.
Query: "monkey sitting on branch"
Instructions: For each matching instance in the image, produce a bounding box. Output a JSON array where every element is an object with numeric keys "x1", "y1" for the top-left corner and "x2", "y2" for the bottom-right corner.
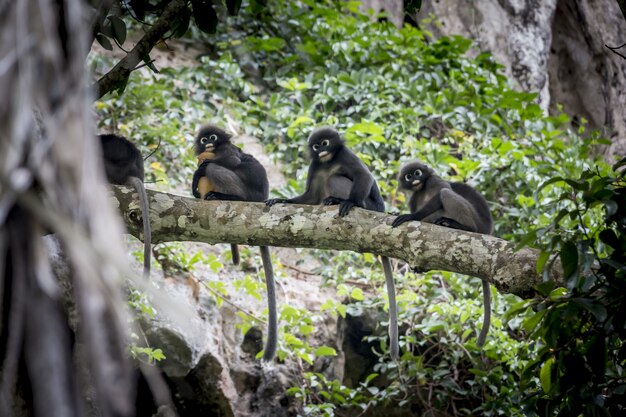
[
  {"x1": 191, "y1": 124, "x2": 278, "y2": 362},
  {"x1": 99, "y1": 134, "x2": 152, "y2": 279},
  {"x1": 266, "y1": 126, "x2": 400, "y2": 360},
  {"x1": 392, "y1": 161, "x2": 493, "y2": 347}
]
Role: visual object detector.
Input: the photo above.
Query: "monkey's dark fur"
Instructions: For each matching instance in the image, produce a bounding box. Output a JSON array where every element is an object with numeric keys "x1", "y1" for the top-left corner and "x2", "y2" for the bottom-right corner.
[
  {"x1": 266, "y1": 127, "x2": 400, "y2": 360},
  {"x1": 393, "y1": 161, "x2": 493, "y2": 346},
  {"x1": 99, "y1": 134, "x2": 151, "y2": 278},
  {"x1": 192, "y1": 125, "x2": 277, "y2": 361}
]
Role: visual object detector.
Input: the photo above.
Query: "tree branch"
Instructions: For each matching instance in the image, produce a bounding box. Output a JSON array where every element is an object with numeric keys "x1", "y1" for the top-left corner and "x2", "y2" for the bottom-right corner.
[
  {"x1": 112, "y1": 186, "x2": 563, "y2": 298},
  {"x1": 92, "y1": 0, "x2": 188, "y2": 99}
]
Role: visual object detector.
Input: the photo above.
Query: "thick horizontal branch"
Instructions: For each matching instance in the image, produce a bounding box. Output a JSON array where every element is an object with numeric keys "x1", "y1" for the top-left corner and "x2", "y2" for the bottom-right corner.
[{"x1": 112, "y1": 186, "x2": 563, "y2": 298}]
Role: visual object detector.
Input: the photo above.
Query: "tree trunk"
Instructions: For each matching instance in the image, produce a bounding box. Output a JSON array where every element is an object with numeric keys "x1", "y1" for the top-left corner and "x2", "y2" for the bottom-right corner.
[{"x1": 0, "y1": 1, "x2": 135, "y2": 416}]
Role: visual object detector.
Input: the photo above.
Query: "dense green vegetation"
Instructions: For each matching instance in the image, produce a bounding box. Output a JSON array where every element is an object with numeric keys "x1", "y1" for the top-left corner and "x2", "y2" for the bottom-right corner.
[{"x1": 92, "y1": 1, "x2": 624, "y2": 415}]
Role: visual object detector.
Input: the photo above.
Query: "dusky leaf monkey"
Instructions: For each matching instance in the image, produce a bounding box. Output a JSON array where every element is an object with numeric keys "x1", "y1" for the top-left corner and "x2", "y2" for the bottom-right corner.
[
  {"x1": 192, "y1": 134, "x2": 240, "y2": 265},
  {"x1": 191, "y1": 125, "x2": 277, "y2": 361},
  {"x1": 266, "y1": 127, "x2": 400, "y2": 360},
  {"x1": 392, "y1": 161, "x2": 493, "y2": 346},
  {"x1": 99, "y1": 134, "x2": 151, "y2": 279}
]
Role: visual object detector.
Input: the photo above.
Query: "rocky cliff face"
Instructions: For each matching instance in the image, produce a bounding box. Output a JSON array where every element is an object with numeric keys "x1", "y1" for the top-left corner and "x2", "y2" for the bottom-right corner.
[{"x1": 371, "y1": 0, "x2": 626, "y2": 159}]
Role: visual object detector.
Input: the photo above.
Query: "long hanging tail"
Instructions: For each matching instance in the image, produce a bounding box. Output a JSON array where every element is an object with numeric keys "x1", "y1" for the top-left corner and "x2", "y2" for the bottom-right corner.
[
  {"x1": 381, "y1": 256, "x2": 399, "y2": 360},
  {"x1": 127, "y1": 177, "x2": 151, "y2": 279},
  {"x1": 260, "y1": 246, "x2": 277, "y2": 361},
  {"x1": 477, "y1": 280, "x2": 491, "y2": 347}
]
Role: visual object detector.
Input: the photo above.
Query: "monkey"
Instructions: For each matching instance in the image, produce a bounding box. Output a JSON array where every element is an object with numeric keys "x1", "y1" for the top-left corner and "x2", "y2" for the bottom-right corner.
[
  {"x1": 392, "y1": 161, "x2": 493, "y2": 347},
  {"x1": 192, "y1": 144, "x2": 240, "y2": 265},
  {"x1": 191, "y1": 125, "x2": 277, "y2": 362},
  {"x1": 266, "y1": 127, "x2": 400, "y2": 360},
  {"x1": 99, "y1": 134, "x2": 152, "y2": 279}
]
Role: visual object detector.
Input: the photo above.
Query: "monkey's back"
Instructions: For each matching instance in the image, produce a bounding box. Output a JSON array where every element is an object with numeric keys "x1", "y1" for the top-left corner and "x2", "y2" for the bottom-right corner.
[
  {"x1": 334, "y1": 147, "x2": 385, "y2": 212},
  {"x1": 99, "y1": 134, "x2": 145, "y2": 184},
  {"x1": 450, "y1": 182, "x2": 492, "y2": 235},
  {"x1": 233, "y1": 149, "x2": 269, "y2": 201}
]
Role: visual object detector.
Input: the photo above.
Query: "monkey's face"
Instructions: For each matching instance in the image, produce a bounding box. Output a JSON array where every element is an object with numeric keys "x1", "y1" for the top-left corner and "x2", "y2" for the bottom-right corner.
[
  {"x1": 398, "y1": 162, "x2": 431, "y2": 192},
  {"x1": 308, "y1": 127, "x2": 343, "y2": 163},
  {"x1": 194, "y1": 125, "x2": 231, "y2": 155}
]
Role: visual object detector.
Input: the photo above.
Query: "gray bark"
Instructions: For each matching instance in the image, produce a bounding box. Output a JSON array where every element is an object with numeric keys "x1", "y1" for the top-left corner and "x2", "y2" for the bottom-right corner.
[
  {"x1": 113, "y1": 186, "x2": 563, "y2": 298},
  {"x1": 0, "y1": 1, "x2": 135, "y2": 416},
  {"x1": 418, "y1": 0, "x2": 626, "y2": 161}
]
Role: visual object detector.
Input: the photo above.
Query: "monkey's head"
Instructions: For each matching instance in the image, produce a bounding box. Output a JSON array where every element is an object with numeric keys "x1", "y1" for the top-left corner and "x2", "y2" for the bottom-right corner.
[
  {"x1": 194, "y1": 125, "x2": 232, "y2": 155},
  {"x1": 307, "y1": 127, "x2": 344, "y2": 163},
  {"x1": 398, "y1": 161, "x2": 432, "y2": 192}
]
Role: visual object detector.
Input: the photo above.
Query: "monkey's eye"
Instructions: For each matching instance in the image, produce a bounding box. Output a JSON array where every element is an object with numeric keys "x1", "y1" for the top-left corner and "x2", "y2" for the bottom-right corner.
[
  {"x1": 200, "y1": 137, "x2": 208, "y2": 144},
  {"x1": 209, "y1": 134, "x2": 218, "y2": 142},
  {"x1": 404, "y1": 173, "x2": 412, "y2": 182},
  {"x1": 312, "y1": 144, "x2": 320, "y2": 151},
  {"x1": 321, "y1": 139, "x2": 330, "y2": 147},
  {"x1": 415, "y1": 169, "x2": 423, "y2": 177}
]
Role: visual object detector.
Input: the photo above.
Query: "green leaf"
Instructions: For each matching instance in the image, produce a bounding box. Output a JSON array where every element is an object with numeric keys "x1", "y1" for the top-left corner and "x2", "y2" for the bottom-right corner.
[
  {"x1": 350, "y1": 287, "x2": 364, "y2": 301},
  {"x1": 226, "y1": 0, "x2": 243, "y2": 15},
  {"x1": 108, "y1": 15, "x2": 126, "y2": 45},
  {"x1": 540, "y1": 357, "x2": 554, "y2": 394},
  {"x1": 191, "y1": 0, "x2": 217, "y2": 35},
  {"x1": 523, "y1": 309, "x2": 546, "y2": 333},
  {"x1": 297, "y1": 351, "x2": 314, "y2": 365},
  {"x1": 314, "y1": 346, "x2": 337, "y2": 357},
  {"x1": 560, "y1": 241, "x2": 578, "y2": 279},
  {"x1": 171, "y1": 6, "x2": 192, "y2": 38},
  {"x1": 95, "y1": 34, "x2": 113, "y2": 51},
  {"x1": 535, "y1": 251, "x2": 550, "y2": 275},
  {"x1": 128, "y1": 0, "x2": 147, "y2": 21}
]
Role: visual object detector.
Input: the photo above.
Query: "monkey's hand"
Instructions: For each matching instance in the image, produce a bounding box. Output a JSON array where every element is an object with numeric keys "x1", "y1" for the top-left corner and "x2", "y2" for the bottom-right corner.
[
  {"x1": 204, "y1": 192, "x2": 219, "y2": 201},
  {"x1": 338, "y1": 200, "x2": 357, "y2": 217},
  {"x1": 266, "y1": 198, "x2": 288, "y2": 207},
  {"x1": 392, "y1": 213, "x2": 418, "y2": 227},
  {"x1": 323, "y1": 196, "x2": 343, "y2": 206}
]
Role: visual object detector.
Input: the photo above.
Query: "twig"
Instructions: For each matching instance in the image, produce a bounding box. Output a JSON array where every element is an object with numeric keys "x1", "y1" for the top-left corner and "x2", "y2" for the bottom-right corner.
[
  {"x1": 606, "y1": 43, "x2": 626, "y2": 60},
  {"x1": 201, "y1": 281, "x2": 266, "y2": 324}
]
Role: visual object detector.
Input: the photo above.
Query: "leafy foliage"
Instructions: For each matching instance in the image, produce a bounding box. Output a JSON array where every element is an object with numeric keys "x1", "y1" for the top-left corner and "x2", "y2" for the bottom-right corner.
[
  {"x1": 509, "y1": 158, "x2": 626, "y2": 416},
  {"x1": 92, "y1": 0, "x2": 617, "y2": 415}
]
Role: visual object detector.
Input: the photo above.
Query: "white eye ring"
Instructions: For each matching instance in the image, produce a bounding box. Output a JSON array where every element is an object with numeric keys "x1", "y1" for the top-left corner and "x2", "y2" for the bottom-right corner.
[
  {"x1": 209, "y1": 134, "x2": 218, "y2": 142},
  {"x1": 200, "y1": 136, "x2": 208, "y2": 144},
  {"x1": 321, "y1": 139, "x2": 330, "y2": 146},
  {"x1": 404, "y1": 173, "x2": 412, "y2": 181},
  {"x1": 415, "y1": 169, "x2": 422, "y2": 177},
  {"x1": 312, "y1": 144, "x2": 320, "y2": 151}
]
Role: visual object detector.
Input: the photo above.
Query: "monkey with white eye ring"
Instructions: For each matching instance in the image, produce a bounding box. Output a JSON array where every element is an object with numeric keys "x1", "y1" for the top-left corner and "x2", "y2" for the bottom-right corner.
[
  {"x1": 191, "y1": 125, "x2": 278, "y2": 362},
  {"x1": 393, "y1": 161, "x2": 493, "y2": 347},
  {"x1": 266, "y1": 126, "x2": 400, "y2": 361}
]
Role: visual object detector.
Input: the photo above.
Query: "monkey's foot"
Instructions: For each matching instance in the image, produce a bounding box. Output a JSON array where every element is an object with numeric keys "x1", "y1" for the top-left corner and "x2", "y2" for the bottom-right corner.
[
  {"x1": 203, "y1": 192, "x2": 219, "y2": 200},
  {"x1": 323, "y1": 196, "x2": 343, "y2": 206},
  {"x1": 434, "y1": 217, "x2": 475, "y2": 232},
  {"x1": 392, "y1": 214, "x2": 417, "y2": 227},
  {"x1": 338, "y1": 200, "x2": 356, "y2": 217},
  {"x1": 266, "y1": 198, "x2": 287, "y2": 207}
]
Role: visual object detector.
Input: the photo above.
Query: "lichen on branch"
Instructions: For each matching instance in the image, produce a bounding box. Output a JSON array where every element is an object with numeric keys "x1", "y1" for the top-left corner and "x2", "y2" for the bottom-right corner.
[{"x1": 112, "y1": 185, "x2": 563, "y2": 298}]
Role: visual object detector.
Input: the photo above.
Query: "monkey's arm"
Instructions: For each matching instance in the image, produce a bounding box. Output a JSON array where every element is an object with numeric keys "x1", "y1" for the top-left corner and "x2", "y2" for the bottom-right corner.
[
  {"x1": 325, "y1": 166, "x2": 374, "y2": 217},
  {"x1": 204, "y1": 191, "x2": 245, "y2": 201},
  {"x1": 392, "y1": 193, "x2": 444, "y2": 227},
  {"x1": 266, "y1": 164, "x2": 320, "y2": 206},
  {"x1": 191, "y1": 161, "x2": 210, "y2": 198}
]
